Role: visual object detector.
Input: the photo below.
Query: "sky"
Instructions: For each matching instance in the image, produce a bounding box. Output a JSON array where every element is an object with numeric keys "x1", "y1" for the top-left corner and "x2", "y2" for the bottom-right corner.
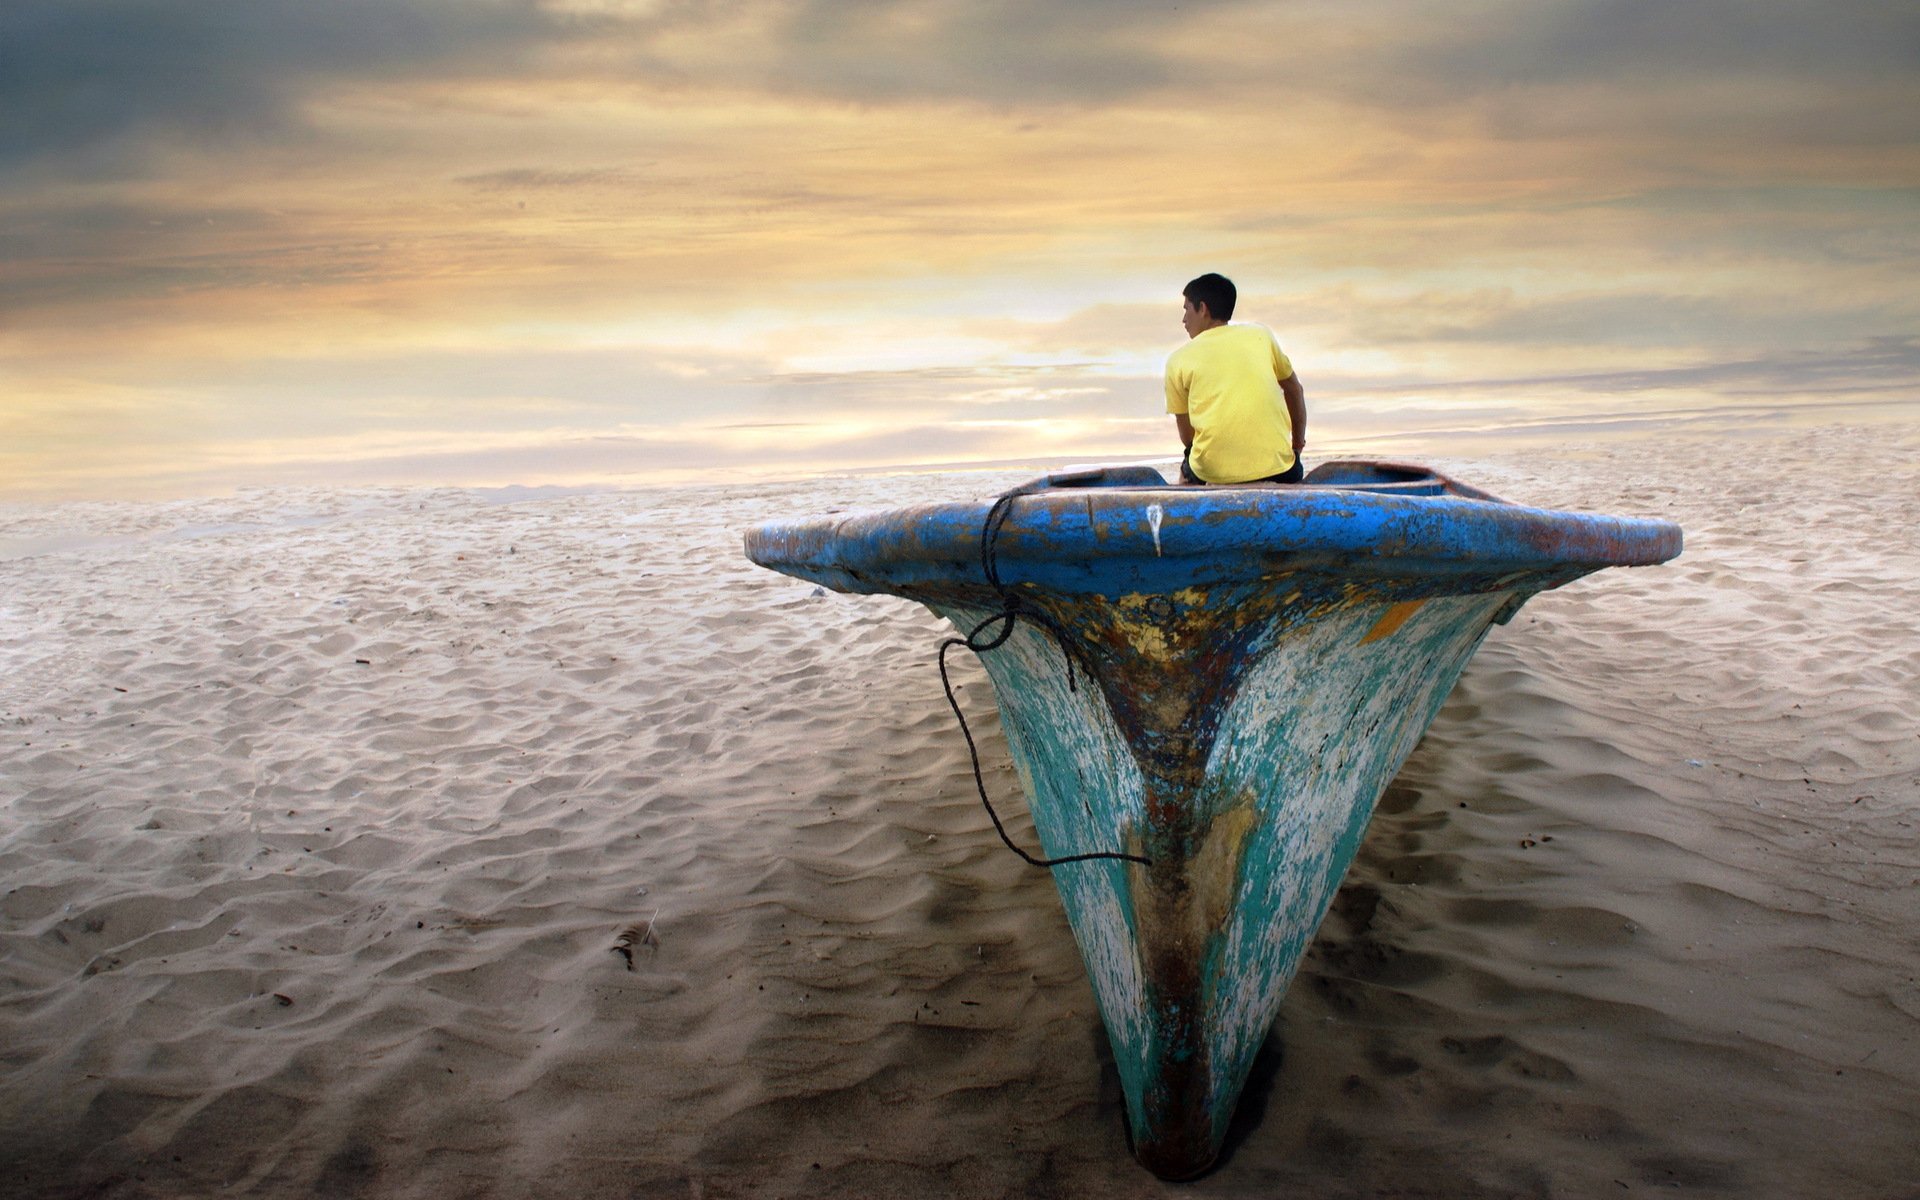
[{"x1": 4, "y1": 0, "x2": 1917, "y2": 501}]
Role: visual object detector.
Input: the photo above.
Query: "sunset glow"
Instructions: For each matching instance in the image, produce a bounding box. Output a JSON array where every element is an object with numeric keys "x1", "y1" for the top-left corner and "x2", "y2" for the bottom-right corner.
[{"x1": 5, "y1": 1, "x2": 1916, "y2": 499}]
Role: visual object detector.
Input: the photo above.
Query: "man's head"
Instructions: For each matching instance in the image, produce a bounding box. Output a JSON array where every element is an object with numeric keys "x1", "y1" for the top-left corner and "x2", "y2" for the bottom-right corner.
[{"x1": 1181, "y1": 273, "x2": 1236, "y2": 338}]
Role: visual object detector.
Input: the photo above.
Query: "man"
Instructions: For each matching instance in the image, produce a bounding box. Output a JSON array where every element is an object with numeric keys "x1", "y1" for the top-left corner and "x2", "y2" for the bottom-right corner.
[{"x1": 1164, "y1": 273, "x2": 1307, "y2": 485}]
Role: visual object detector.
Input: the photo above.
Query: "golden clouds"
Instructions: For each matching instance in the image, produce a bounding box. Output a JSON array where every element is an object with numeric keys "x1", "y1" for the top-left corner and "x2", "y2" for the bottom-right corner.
[{"x1": 3, "y1": 1, "x2": 1917, "y2": 499}]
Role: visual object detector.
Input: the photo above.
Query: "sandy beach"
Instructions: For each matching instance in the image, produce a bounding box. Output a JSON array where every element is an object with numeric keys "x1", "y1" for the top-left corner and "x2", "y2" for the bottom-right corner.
[{"x1": 2, "y1": 416, "x2": 1917, "y2": 1199}]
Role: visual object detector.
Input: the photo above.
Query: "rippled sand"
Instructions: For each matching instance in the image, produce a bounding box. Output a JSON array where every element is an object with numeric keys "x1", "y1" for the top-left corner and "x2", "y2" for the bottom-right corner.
[{"x1": 2, "y1": 420, "x2": 1916, "y2": 1198}]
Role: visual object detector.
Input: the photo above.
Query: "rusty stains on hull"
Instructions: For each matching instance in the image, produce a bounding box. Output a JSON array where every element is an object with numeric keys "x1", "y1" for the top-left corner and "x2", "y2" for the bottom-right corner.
[
  {"x1": 1130, "y1": 788, "x2": 1260, "y2": 1178},
  {"x1": 744, "y1": 463, "x2": 1683, "y2": 1181},
  {"x1": 930, "y1": 574, "x2": 1529, "y2": 1179},
  {"x1": 1359, "y1": 597, "x2": 1426, "y2": 644}
]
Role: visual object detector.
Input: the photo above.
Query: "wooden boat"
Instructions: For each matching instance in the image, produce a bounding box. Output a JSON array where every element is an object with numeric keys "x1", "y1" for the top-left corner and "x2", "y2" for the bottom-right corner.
[{"x1": 743, "y1": 461, "x2": 1682, "y2": 1178}]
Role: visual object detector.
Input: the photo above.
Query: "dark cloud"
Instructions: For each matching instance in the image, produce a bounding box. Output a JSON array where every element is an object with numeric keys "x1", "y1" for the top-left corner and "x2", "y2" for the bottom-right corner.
[
  {"x1": 618, "y1": 0, "x2": 1920, "y2": 140},
  {"x1": 455, "y1": 167, "x2": 641, "y2": 191},
  {"x1": 0, "y1": 0, "x2": 1233, "y2": 176},
  {"x1": 7, "y1": 3, "x2": 1093, "y2": 159},
  {"x1": 1314, "y1": 0, "x2": 1920, "y2": 147},
  {"x1": 0, "y1": 199, "x2": 317, "y2": 311},
  {"x1": 0, "y1": 198, "x2": 266, "y2": 257},
  {"x1": 746, "y1": 0, "x2": 1204, "y2": 103},
  {"x1": 0, "y1": 0, "x2": 555, "y2": 170},
  {"x1": 8, "y1": 0, "x2": 1913, "y2": 179},
  {"x1": 1411, "y1": 0, "x2": 1920, "y2": 91}
]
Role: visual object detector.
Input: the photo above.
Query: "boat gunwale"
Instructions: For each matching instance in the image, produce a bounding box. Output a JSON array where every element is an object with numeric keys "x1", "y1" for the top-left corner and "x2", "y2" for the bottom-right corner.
[{"x1": 745, "y1": 475, "x2": 1684, "y2": 594}]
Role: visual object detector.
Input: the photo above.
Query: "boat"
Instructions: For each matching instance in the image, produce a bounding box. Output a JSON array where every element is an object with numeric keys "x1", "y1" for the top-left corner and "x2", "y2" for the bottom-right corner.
[{"x1": 743, "y1": 460, "x2": 1682, "y2": 1179}]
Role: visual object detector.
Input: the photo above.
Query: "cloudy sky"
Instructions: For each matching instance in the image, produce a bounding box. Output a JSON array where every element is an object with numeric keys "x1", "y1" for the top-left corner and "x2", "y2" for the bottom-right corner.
[{"x1": 4, "y1": 0, "x2": 1916, "y2": 499}]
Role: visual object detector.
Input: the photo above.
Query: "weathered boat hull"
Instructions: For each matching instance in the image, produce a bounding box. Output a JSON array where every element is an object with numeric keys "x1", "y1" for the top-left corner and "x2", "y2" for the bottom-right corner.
[{"x1": 744, "y1": 462, "x2": 1681, "y2": 1178}]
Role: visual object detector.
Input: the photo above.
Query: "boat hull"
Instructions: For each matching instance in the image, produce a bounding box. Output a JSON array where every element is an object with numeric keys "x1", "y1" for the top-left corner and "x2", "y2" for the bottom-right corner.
[
  {"x1": 745, "y1": 463, "x2": 1680, "y2": 1178},
  {"x1": 927, "y1": 582, "x2": 1519, "y2": 1176}
]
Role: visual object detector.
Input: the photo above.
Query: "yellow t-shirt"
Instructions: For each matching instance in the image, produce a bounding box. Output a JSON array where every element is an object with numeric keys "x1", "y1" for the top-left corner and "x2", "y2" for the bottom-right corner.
[{"x1": 1164, "y1": 323, "x2": 1296, "y2": 483}]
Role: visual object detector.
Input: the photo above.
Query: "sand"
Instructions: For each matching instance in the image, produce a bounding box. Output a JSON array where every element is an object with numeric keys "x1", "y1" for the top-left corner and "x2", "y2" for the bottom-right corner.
[{"x1": 2, "y1": 418, "x2": 1917, "y2": 1199}]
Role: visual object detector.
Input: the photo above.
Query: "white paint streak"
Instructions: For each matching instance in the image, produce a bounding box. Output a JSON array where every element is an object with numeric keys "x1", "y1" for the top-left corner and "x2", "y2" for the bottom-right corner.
[
  {"x1": 1204, "y1": 591, "x2": 1510, "y2": 1091},
  {"x1": 938, "y1": 585, "x2": 1524, "y2": 1141}
]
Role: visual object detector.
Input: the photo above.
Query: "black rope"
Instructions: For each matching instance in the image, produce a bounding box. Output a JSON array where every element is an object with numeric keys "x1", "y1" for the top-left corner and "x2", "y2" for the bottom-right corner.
[
  {"x1": 939, "y1": 488, "x2": 1152, "y2": 870},
  {"x1": 978, "y1": 490, "x2": 1084, "y2": 695}
]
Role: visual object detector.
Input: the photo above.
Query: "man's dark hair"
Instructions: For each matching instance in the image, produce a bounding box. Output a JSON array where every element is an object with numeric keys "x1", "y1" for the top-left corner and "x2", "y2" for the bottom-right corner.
[{"x1": 1183, "y1": 273, "x2": 1237, "y2": 322}]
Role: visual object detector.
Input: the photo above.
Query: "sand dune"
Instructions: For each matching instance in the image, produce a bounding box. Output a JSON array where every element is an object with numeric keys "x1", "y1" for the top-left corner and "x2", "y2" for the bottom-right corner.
[{"x1": 2, "y1": 419, "x2": 1916, "y2": 1198}]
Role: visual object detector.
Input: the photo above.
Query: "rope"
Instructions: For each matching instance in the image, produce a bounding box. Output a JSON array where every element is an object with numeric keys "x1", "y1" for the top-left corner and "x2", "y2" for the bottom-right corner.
[{"x1": 939, "y1": 487, "x2": 1153, "y2": 870}]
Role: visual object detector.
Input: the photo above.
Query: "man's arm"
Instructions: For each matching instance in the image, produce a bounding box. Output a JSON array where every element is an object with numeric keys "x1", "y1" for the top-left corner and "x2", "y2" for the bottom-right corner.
[
  {"x1": 1280, "y1": 373, "x2": 1306, "y2": 454},
  {"x1": 1174, "y1": 412, "x2": 1194, "y2": 448}
]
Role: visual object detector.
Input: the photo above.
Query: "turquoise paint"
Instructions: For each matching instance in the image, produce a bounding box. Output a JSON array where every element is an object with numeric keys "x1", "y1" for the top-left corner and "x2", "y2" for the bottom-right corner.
[
  {"x1": 928, "y1": 599, "x2": 1155, "y2": 1082},
  {"x1": 940, "y1": 584, "x2": 1516, "y2": 1166},
  {"x1": 744, "y1": 462, "x2": 1682, "y2": 1178}
]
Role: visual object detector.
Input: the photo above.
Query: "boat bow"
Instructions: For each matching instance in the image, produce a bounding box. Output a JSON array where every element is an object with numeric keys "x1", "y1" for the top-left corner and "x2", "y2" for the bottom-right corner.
[{"x1": 744, "y1": 462, "x2": 1680, "y2": 1178}]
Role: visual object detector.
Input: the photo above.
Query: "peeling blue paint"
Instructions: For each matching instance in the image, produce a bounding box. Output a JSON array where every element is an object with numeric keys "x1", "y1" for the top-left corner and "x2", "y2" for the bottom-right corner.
[{"x1": 744, "y1": 461, "x2": 1682, "y2": 1179}]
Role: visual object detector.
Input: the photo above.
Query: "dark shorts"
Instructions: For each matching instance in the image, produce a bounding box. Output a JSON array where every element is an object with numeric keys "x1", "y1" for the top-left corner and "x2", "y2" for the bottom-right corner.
[{"x1": 1180, "y1": 448, "x2": 1304, "y2": 486}]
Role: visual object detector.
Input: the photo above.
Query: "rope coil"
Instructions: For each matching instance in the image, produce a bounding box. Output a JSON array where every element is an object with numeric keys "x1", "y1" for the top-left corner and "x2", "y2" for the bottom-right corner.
[{"x1": 940, "y1": 487, "x2": 1153, "y2": 870}]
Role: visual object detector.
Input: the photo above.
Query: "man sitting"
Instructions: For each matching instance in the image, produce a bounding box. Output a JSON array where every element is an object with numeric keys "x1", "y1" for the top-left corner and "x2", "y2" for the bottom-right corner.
[{"x1": 1164, "y1": 273, "x2": 1307, "y2": 485}]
